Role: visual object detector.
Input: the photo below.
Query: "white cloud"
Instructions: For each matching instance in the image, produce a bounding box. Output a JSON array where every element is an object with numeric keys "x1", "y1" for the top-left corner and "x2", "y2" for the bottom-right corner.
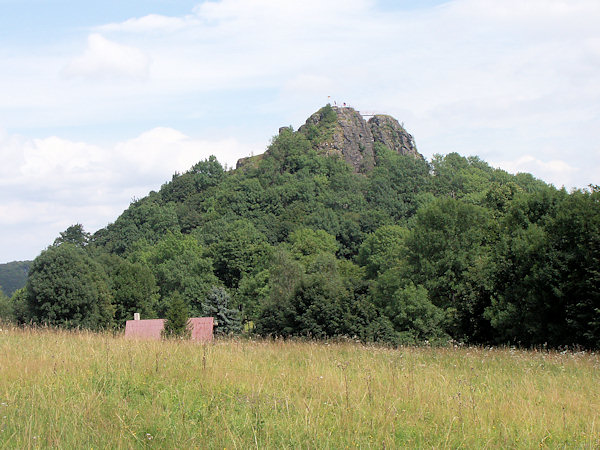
[
  {"x1": 451, "y1": 0, "x2": 600, "y2": 25},
  {"x1": 1, "y1": 0, "x2": 600, "y2": 260},
  {"x1": 113, "y1": 127, "x2": 255, "y2": 179},
  {"x1": 0, "y1": 128, "x2": 256, "y2": 262},
  {"x1": 63, "y1": 33, "x2": 150, "y2": 80},
  {"x1": 98, "y1": 14, "x2": 191, "y2": 33},
  {"x1": 4, "y1": 0, "x2": 596, "y2": 137},
  {"x1": 490, "y1": 155, "x2": 580, "y2": 189}
]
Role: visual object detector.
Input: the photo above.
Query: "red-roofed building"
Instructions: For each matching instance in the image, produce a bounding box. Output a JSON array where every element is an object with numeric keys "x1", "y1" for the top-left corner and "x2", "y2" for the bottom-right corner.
[{"x1": 125, "y1": 317, "x2": 214, "y2": 341}]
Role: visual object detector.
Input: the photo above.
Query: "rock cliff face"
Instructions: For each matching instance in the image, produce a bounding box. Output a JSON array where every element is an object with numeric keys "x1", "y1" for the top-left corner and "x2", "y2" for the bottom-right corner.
[
  {"x1": 368, "y1": 114, "x2": 420, "y2": 160},
  {"x1": 299, "y1": 106, "x2": 377, "y2": 172},
  {"x1": 236, "y1": 105, "x2": 422, "y2": 172}
]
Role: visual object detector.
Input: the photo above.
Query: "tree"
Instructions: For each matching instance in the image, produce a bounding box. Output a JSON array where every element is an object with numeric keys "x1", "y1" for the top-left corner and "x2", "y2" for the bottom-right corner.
[
  {"x1": 99, "y1": 254, "x2": 159, "y2": 326},
  {"x1": 551, "y1": 189, "x2": 600, "y2": 347},
  {"x1": 288, "y1": 273, "x2": 347, "y2": 338},
  {"x1": 235, "y1": 269, "x2": 270, "y2": 324},
  {"x1": 208, "y1": 220, "x2": 272, "y2": 289},
  {"x1": 92, "y1": 195, "x2": 180, "y2": 255},
  {"x1": 254, "y1": 248, "x2": 304, "y2": 337},
  {"x1": 161, "y1": 291, "x2": 191, "y2": 339},
  {"x1": 487, "y1": 187, "x2": 600, "y2": 347},
  {"x1": 405, "y1": 197, "x2": 494, "y2": 342},
  {"x1": 26, "y1": 244, "x2": 114, "y2": 329},
  {"x1": 485, "y1": 222, "x2": 550, "y2": 345},
  {"x1": 0, "y1": 287, "x2": 13, "y2": 322},
  {"x1": 202, "y1": 286, "x2": 241, "y2": 335},
  {"x1": 53, "y1": 224, "x2": 90, "y2": 247},
  {"x1": 10, "y1": 288, "x2": 29, "y2": 324},
  {"x1": 255, "y1": 248, "x2": 376, "y2": 341},
  {"x1": 160, "y1": 155, "x2": 225, "y2": 204},
  {"x1": 367, "y1": 147, "x2": 430, "y2": 221},
  {"x1": 386, "y1": 282, "x2": 445, "y2": 343},
  {"x1": 288, "y1": 227, "x2": 339, "y2": 265},
  {"x1": 357, "y1": 225, "x2": 409, "y2": 279},
  {"x1": 133, "y1": 232, "x2": 218, "y2": 317}
]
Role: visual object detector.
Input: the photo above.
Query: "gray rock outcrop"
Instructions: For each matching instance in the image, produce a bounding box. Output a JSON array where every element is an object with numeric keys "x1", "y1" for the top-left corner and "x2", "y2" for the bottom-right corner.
[
  {"x1": 298, "y1": 106, "x2": 421, "y2": 172},
  {"x1": 299, "y1": 106, "x2": 377, "y2": 172},
  {"x1": 237, "y1": 105, "x2": 422, "y2": 172},
  {"x1": 368, "y1": 114, "x2": 420, "y2": 159}
]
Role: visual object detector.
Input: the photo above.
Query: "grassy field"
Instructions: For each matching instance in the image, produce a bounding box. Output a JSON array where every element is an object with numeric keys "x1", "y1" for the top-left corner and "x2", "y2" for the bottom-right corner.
[{"x1": 0, "y1": 325, "x2": 598, "y2": 449}]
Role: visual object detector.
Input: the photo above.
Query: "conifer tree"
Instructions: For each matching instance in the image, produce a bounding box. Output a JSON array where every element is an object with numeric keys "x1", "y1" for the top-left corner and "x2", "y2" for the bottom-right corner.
[
  {"x1": 202, "y1": 286, "x2": 241, "y2": 335},
  {"x1": 162, "y1": 291, "x2": 191, "y2": 339}
]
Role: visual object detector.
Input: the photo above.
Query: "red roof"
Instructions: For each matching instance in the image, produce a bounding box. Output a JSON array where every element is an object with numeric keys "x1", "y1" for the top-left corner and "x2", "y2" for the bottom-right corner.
[{"x1": 124, "y1": 317, "x2": 213, "y2": 341}]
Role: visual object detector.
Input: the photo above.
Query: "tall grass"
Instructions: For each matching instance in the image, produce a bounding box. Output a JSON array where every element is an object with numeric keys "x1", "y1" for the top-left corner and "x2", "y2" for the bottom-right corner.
[{"x1": 0, "y1": 324, "x2": 598, "y2": 448}]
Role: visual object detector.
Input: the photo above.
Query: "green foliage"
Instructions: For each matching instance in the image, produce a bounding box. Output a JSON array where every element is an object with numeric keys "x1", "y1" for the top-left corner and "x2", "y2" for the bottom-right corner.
[
  {"x1": 160, "y1": 155, "x2": 225, "y2": 204},
  {"x1": 264, "y1": 128, "x2": 315, "y2": 175},
  {"x1": 368, "y1": 148, "x2": 430, "y2": 221},
  {"x1": 92, "y1": 194, "x2": 180, "y2": 255},
  {"x1": 99, "y1": 254, "x2": 159, "y2": 326},
  {"x1": 133, "y1": 232, "x2": 217, "y2": 317},
  {"x1": 22, "y1": 106, "x2": 598, "y2": 348},
  {"x1": 405, "y1": 197, "x2": 494, "y2": 342},
  {"x1": 0, "y1": 287, "x2": 13, "y2": 322},
  {"x1": 386, "y1": 282, "x2": 445, "y2": 343},
  {"x1": 53, "y1": 223, "x2": 90, "y2": 247},
  {"x1": 235, "y1": 269, "x2": 270, "y2": 323},
  {"x1": 301, "y1": 104, "x2": 338, "y2": 145},
  {"x1": 357, "y1": 225, "x2": 409, "y2": 279},
  {"x1": 161, "y1": 291, "x2": 191, "y2": 339},
  {"x1": 487, "y1": 187, "x2": 600, "y2": 347},
  {"x1": 10, "y1": 288, "x2": 29, "y2": 324},
  {"x1": 286, "y1": 273, "x2": 348, "y2": 338},
  {"x1": 288, "y1": 227, "x2": 339, "y2": 263},
  {"x1": 207, "y1": 219, "x2": 272, "y2": 289},
  {"x1": 255, "y1": 247, "x2": 385, "y2": 342},
  {"x1": 320, "y1": 103, "x2": 337, "y2": 124},
  {"x1": 254, "y1": 248, "x2": 304, "y2": 337},
  {"x1": 26, "y1": 244, "x2": 114, "y2": 329}
]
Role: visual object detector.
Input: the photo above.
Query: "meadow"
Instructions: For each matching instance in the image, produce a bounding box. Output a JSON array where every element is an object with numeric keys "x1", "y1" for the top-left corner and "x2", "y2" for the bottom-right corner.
[{"x1": 0, "y1": 325, "x2": 598, "y2": 449}]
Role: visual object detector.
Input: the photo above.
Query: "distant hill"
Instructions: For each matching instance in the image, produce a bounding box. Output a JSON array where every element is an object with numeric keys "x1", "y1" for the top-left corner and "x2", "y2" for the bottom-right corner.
[
  {"x1": 0, "y1": 261, "x2": 31, "y2": 296},
  {"x1": 13, "y1": 104, "x2": 600, "y2": 348}
]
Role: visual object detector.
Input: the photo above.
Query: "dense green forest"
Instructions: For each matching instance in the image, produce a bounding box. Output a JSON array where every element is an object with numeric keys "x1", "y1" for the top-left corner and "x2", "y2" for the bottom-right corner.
[{"x1": 2, "y1": 105, "x2": 599, "y2": 348}]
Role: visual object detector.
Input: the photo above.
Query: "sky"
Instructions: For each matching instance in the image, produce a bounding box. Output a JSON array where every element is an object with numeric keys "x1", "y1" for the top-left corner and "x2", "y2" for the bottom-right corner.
[{"x1": 1, "y1": 0, "x2": 599, "y2": 263}]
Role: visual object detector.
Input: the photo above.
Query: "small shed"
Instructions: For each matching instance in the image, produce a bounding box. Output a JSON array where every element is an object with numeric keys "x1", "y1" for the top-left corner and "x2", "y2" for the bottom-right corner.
[{"x1": 125, "y1": 317, "x2": 214, "y2": 341}]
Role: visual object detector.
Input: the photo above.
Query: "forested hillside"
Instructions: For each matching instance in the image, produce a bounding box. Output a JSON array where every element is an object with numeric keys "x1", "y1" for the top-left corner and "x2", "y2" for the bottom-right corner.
[
  {"x1": 2, "y1": 105, "x2": 599, "y2": 348},
  {"x1": 0, "y1": 261, "x2": 31, "y2": 296}
]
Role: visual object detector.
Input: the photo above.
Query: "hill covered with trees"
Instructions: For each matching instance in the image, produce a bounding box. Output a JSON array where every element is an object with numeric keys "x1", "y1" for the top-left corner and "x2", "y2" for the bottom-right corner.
[
  {"x1": 0, "y1": 261, "x2": 31, "y2": 296},
  {"x1": 2, "y1": 105, "x2": 599, "y2": 348}
]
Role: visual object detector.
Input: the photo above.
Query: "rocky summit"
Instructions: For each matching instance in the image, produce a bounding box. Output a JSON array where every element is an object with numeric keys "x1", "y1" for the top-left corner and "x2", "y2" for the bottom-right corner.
[{"x1": 237, "y1": 105, "x2": 422, "y2": 172}]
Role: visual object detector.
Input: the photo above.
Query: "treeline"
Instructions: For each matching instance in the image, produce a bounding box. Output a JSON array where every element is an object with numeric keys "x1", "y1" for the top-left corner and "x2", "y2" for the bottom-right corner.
[{"x1": 1, "y1": 123, "x2": 599, "y2": 347}]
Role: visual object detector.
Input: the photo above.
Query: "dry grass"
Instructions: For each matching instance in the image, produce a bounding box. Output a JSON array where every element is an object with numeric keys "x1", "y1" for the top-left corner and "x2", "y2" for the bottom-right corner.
[{"x1": 0, "y1": 324, "x2": 598, "y2": 448}]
